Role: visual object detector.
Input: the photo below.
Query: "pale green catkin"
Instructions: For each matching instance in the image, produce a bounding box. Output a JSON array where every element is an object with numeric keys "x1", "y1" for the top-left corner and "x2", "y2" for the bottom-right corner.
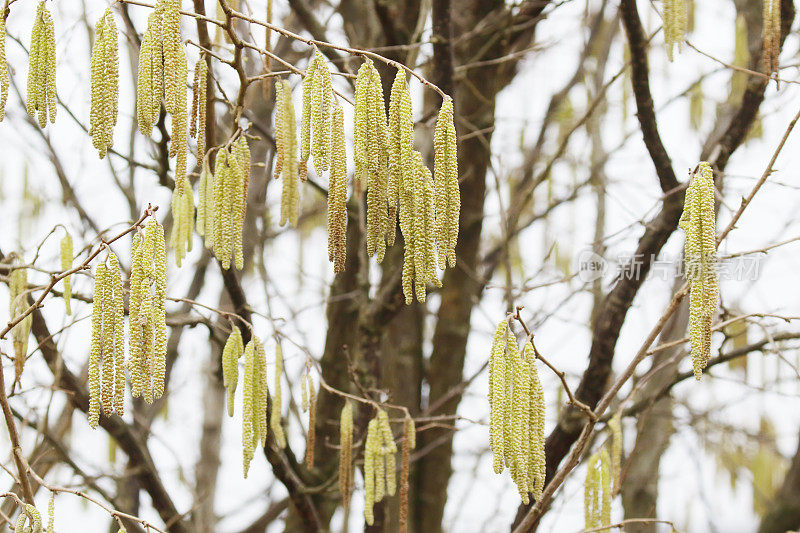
[
  {"x1": 433, "y1": 96, "x2": 460, "y2": 269},
  {"x1": 47, "y1": 491, "x2": 54, "y2": 533},
  {"x1": 488, "y1": 321, "x2": 547, "y2": 502},
  {"x1": 211, "y1": 137, "x2": 251, "y2": 269},
  {"x1": 305, "y1": 372, "x2": 317, "y2": 468},
  {"x1": 387, "y1": 68, "x2": 413, "y2": 251},
  {"x1": 274, "y1": 79, "x2": 300, "y2": 227},
  {"x1": 60, "y1": 232, "x2": 72, "y2": 315},
  {"x1": 310, "y1": 49, "x2": 332, "y2": 175},
  {"x1": 363, "y1": 409, "x2": 397, "y2": 525},
  {"x1": 190, "y1": 57, "x2": 207, "y2": 159},
  {"x1": 584, "y1": 450, "x2": 612, "y2": 530},
  {"x1": 222, "y1": 326, "x2": 244, "y2": 417},
  {"x1": 89, "y1": 8, "x2": 119, "y2": 158},
  {"x1": 679, "y1": 162, "x2": 718, "y2": 379},
  {"x1": 270, "y1": 344, "x2": 286, "y2": 448},
  {"x1": 242, "y1": 335, "x2": 268, "y2": 477},
  {"x1": 26, "y1": 1, "x2": 57, "y2": 127},
  {"x1": 129, "y1": 220, "x2": 168, "y2": 404},
  {"x1": 196, "y1": 153, "x2": 214, "y2": 240},
  {"x1": 664, "y1": 0, "x2": 687, "y2": 62},
  {"x1": 15, "y1": 504, "x2": 41, "y2": 533},
  {"x1": 88, "y1": 251, "x2": 126, "y2": 427},
  {"x1": 1, "y1": 14, "x2": 10, "y2": 121},
  {"x1": 609, "y1": 411, "x2": 623, "y2": 494},
  {"x1": 355, "y1": 59, "x2": 391, "y2": 262},
  {"x1": 339, "y1": 401, "x2": 353, "y2": 509},
  {"x1": 9, "y1": 267, "x2": 32, "y2": 385},
  {"x1": 327, "y1": 100, "x2": 348, "y2": 272},
  {"x1": 170, "y1": 185, "x2": 194, "y2": 267}
]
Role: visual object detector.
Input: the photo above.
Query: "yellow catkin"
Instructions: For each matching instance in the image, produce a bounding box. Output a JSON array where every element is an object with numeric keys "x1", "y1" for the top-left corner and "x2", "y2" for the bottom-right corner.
[
  {"x1": 679, "y1": 162, "x2": 718, "y2": 379},
  {"x1": 310, "y1": 49, "x2": 331, "y2": 175},
  {"x1": 242, "y1": 335, "x2": 268, "y2": 478},
  {"x1": 762, "y1": 0, "x2": 781, "y2": 78},
  {"x1": 387, "y1": 69, "x2": 414, "y2": 251},
  {"x1": 489, "y1": 320, "x2": 508, "y2": 473},
  {"x1": 15, "y1": 504, "x2": 41, "y2": 533},
  {"x1": 275, "y1": 80, "x2": 300, "y2": 227},
  {"x1": 9, "y1": 268, "x2": 31, "y2": 384},
  {"x1": 299, "y1": 54, "x2": 318, "y2": 178},
  {"x1": 399, "y1": 415, "x2": 416, "y2": 533},
  {"x1": 196, "y1": 153, "x2": 214, "y2": 240},
  {"x1": 355, "y1": 60, "x2": 391, "y2": 262},
  {"x1": 400, "y1": 151, "x2": 439, "y2": 304},
  {"x1": 222, "y1": 326, "x2": 244, "y2": 417},
  {"x1": 305, "y1": 374, "x2": 317, "y2": 469},
  {"x1": 501, "y1": 329, "x2": 517, "y2": 472},
  {"x1": 136, "y1": 2, "x2": 164, "y2": 135},
  {"x1": 26, "y1": 1, "x2": 57, "y2": 127},
  {"x1": 339, "y1": 401, "x2": 353, "y2": 509},
  {"x1": 211, "y1": 138, "x2": 251, "y2": 269},
  {"x1": 170, "y1": 185, "x2": 194, "y2": 267},
  {"x1": 664, "y1": 0, "x2": 687, "y2": 62},
  {"x1": 191, "y1": 57, "x2": 208, "y2": 159},
  {"x1": 89, "y1": 9, "x2": 119, "y2": 159},
  {"x1": 1, "y1": 14, "x2": 10, "y2": 121},
  {"x1": 89, "y1": 251, "x2": 125, "y2": 426},
  {"x1": 270, "y1": 344, "x2": 286, "y2": 448},
  {"x1": 609, "y1": 411, "x2": 623, "y2": 494},
  {"x1": 363, "y1": 416, "x2": 379, "y2": 526},
  {"x1": 60, "y1": 232, "x2": 72, "y2": 315},
  {"x1": 433, "y1": 96, "x2": 460, "y2": 269},
  {"x1": 527, "y1": 341, "x2": 546, "y2": 502},
  {"x1": 128, "y1": 220, "x2": 168, "y2": 403},
  {"x1": 377, "y1": 409, "x2": 398, "y2": 497},
  {"x1": 47, "y1": 491, "x2": 54, "y2": 533},
  {"x1": 511, "y1": 339, "x2": 532, "y2": 502},
  {"x1": 327, "y1": 100, "x2": 348, "y2": 272},
  {"x1": 585, "y1": 450, "x2": 612, "y2": 530}
]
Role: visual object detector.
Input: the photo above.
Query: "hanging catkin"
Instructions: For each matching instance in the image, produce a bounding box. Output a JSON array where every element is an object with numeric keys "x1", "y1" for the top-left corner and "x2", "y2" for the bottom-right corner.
[
  {"x1": 89, "y1": 8, "x2": 119, "y2": 159},
  {"x1": 60, "y1": 232, "x2": 72, "y2": 315},
  {"x1": 363, "y1": 408, "x2": 397, "y2": 526},
  {"x1": 137, "y1": 0, "x2": 188, "y2": 189},
  {"x1": 327, "y1": 99, "x2": 348, "y2": 272},
  {"x1": 8, "y1": 267, "x2": 32, "y2": 383},
  {"x1": 274, "y1": 79, "x2": 300, "y2": 226},
  {"x1": 663, "y1": 0, "x2": 687, "y2": 62},
  {"x1": 211, "y1": 137, "x2": 251, "y2": 269},
  {"x1": 270, "y1": 344, "x2": 286, "y2": 448},
  {"x1": 339, "y1": 400, "x2": 353, "y2": 509},
  {"x1": 222, "y1": 326, "x2": 244, "y2": 417},
  {"x1": 170, "y1": 185, "x2": 194, "y2": 267},
  {"x1": 196, "y1": 153, "x2": 214, "y2": 241},
  {"x1": 26, "y1": 0, "x2": 57, "y2": 127},
  {"x1": 398, "y1": 415, "x2": 416, "y2": 533},
  {"x1": 1, "y1": 14, "x2": 9, "y2": 121},
  {"x1": 355, "y1": 59, "x2": 391, "y2": 262},
  {"x1": 302, "y1": 369, "x2": 317, "y2": 469},
  {"x1": 584, "y1": 449, "x2": 612, "y2": 530},
  {"x1": 46, "y1": 491, "x2": 54, "y2": 533},
  {"x1": 399, "y1": 152, "x2": 439, "y2": 304},
  {"x1": 679, "y1": 162, "x2": 718, "y2": 379},
  {"x1": 387, "y1": 68, "x2": 413, "y2": 248},
  {"x1": 299, "y1": 48, "x2": 332, "y2": 177},
  {"x1": 433, "y1": 96, "x2": 460, "y2": 269},
  {"x1": 14, "y1": 504, "x2": 41, "y2": 533},
  {"x1": 488, "y1": 321, "x2": 547, "y2": 503},
  {"x1": 129, "y1": 220, "x2": 168, "y2": 404},
  {"x1": 88, "y1": 251, "x2": 125, "y2": 428},
  {"x1": 190, "y1": 56, "x2": 208, "y2": 159},
  {"x1": 242, "y1": 335, "x2": 268, "y2": 477},
  {"x1": 762, "y1": 0, "x2": 781, "y2": 80}
]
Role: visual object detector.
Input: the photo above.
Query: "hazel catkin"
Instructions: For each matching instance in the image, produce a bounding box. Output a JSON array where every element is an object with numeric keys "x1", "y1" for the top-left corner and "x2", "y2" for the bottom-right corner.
[
  {"x1": 9, "y1": 267, "x2": 32, "y2": 384},
  {"x1": 762, "y1": 0, "x2": 781, "y2": 79},
  {"x1": 60, "y1": 232, "x2": 72, "y2": 315},
  {"x1": 128, "y1": 220, "x2": 168, "y2": 404},
  {"x1": 191, "y1": 56, "x2": 208, "y2": 159},
  {"x1": 664, "y1": 0, "x2": 687, "y2": 62},
  {"x1": 433, "y1": 96, "x2": 460, "y2": 269},
  {"x1": 274, "y1": 79, "x2": 300, "y2": 227},
  {"x1": 270, "y1": 344, "x2": 286, "y2": 448},
  {"x1": 339, "y1": 400, "x2": 353, "y2": 509},
  {"x1": 584, "y1": 449, "x2": 612, "y2": 530},
  {"x1": 363, "y1": 408, "x2": 397, "y2": 525},
  {"x1": 89, "y1": 8, "x2": 119, "y2": 159},
  {"x1": 679, "y1": 162, "x2": 718, "y2": 379},
  {"x1": 242, "y1": 335, "x2": 268, "y2": 478},
  {"x1": 1, "y1": 14, "x2": 9, "y2": 121},
  {"x1": 26, "y1": 1, "x2": 57, "y2": 127},
  {"x1": 399, "y1": 415, "x2": 416, "y2": 533},
  {"x1": 222, "y1": 326, "x2": 244, "y2": 417},
  {"x1": 327, "y1": 99, "x2": 348, "y2": 272},
  {"x1": 210, "y1": 137, "x2": 251, "y2": 269}
]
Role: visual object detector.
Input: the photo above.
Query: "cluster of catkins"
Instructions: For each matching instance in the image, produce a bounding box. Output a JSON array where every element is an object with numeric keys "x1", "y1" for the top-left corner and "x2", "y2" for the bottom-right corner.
[
  {"x1": 14, "y1": 502, "x2": 43, "y2": 533},
  {"x1": 8, "y1": 267, "x2": 32, "y2": 383},
  {"x1": 196, "y1": 136, "x2": 251, "y2": 269},
  {"x1": 89, "y1": 251, "x2": 125, "y2": 428},
  {"x1": 222, "y1": 329, "x2": 283, "y2": 477},
  {"x1": 128, "y1": 220, "x2": 168, "y2": 404},
  {"x1": 663, "y1": 0, "x2": 687, "y2": 61},
  {"x1": 762, "y1": 0, "x2": 781, "y2": 78},
  {"x1": 488, "y1": 320, "x2": 546, "y2": 504},
  {"x1": 26, "y1": 1, "x2": 56, "y2": 127},
  {"x1": 584, "y1": 412, "x2": 623, "y2": 530},
  {"x1": 89, "y1": 8, "x2": 119, "y2": 158},
  {"x1": 678, "y1": 162, "x2": 718, "y2": 379},
  {"x1": 363, "y1": 409, "x2": 397, "y2": 525},
  {"x1": 271, "y1": 51, "x2": 460, "y2": 301}
]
